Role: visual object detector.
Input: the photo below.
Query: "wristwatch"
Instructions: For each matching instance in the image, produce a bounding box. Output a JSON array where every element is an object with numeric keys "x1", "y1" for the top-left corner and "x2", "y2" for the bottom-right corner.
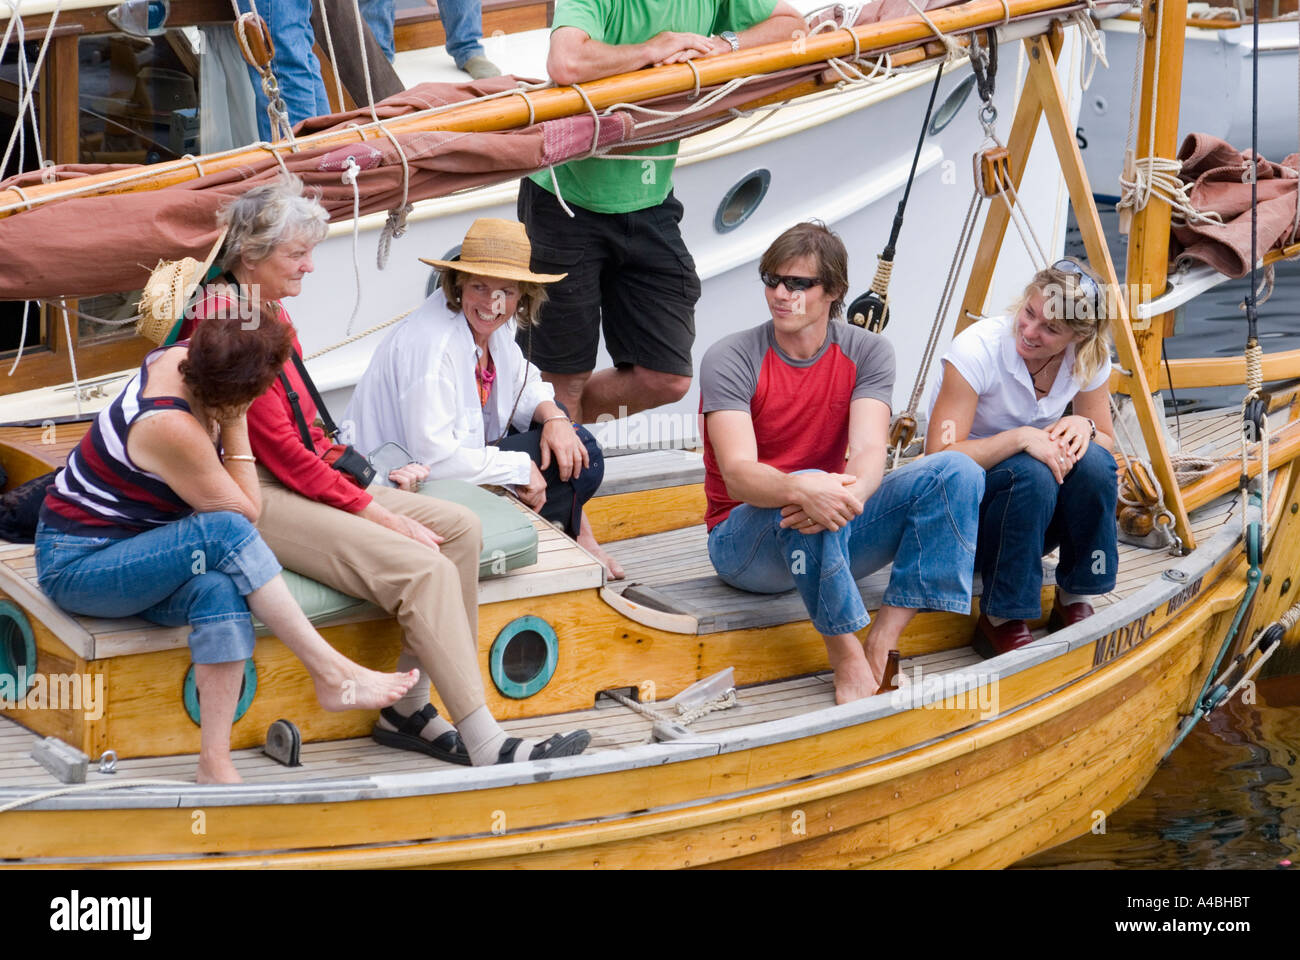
[{"x1": 719, "y1": 30, "x2": 740, "y2": 52}]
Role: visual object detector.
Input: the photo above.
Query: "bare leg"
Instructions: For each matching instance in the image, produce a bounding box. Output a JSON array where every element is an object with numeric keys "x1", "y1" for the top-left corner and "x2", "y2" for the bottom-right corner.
[
  {"x1": 245, "y1": 574, "x2": 417, "y2": 710},
  {"x1": 575, "y1": 510, "x2": 624, "y2": 580},
  {"x1": 194, "y1": 661, "x2": 245, "y2": 784},
  {"x1": 579, "y1": 366, "x2": 692, "y2": 422},
  {"x1": 542, "y1": 371, "x2": 593, "y2": 425},
  {"x1": 824, "y1": 632, "x2": 876, "y2": 705},
  {"x1": 862, "y1": 605, "x2": 917, "y2": 688}
]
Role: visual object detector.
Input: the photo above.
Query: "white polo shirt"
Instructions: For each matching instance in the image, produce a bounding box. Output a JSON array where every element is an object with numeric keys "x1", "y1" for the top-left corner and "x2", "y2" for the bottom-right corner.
[{"x1": 927, "y1": 314, "x2": 1110, "y2": 440}]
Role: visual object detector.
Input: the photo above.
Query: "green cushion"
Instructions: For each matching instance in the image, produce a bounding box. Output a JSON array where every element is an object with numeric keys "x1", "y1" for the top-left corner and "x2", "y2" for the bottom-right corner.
[
  {"x1": 415, "y1": 478, "x2": 539, "y2": 578},
  {"x1": 254, "y1": 481, "x2": 537, "y2": 632}
]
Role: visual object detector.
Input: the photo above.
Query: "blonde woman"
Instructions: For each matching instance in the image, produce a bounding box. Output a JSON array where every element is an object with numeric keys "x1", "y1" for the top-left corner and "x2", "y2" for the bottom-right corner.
[{"x1": 926, "y1": 258, "x2": 1117, "y2": 658}]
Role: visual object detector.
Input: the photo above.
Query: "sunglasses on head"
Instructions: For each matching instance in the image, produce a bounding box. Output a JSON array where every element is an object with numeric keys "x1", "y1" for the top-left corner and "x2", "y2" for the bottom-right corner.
[
  {"x1": 1052, "y1": 259, "x2": 1102, "y2": 317},
  {"x1": 761, "y1": 272, "x2": 821, "y2": 292}
]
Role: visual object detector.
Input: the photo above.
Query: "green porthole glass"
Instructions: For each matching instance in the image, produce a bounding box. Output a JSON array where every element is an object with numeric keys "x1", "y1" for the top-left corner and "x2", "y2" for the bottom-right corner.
[
  {"x1": 489, "y1": 616, "x2": 559, "y2": 699},
  {"x1": 182, "y1": 660, "x2": 258, "y2": 726},
  {"x1": 0, "y1": 601, "x2": 36, "y2": 700}
]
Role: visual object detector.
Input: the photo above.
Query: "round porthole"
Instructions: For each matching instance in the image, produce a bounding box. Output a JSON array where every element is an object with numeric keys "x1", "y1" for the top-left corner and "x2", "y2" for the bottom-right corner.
[
  {"x1": 714, "y1": 169, "x2": 770, "y2": 233},
  {"x1": 929, "y1": 74, "x2": 977, "y2": 136},
  {"x1": 489, "y1": 616, "x2": 558, "y2": 699},
  {"x1": 0, "y1": 601, "x2": 36, "y2": 700},
  {"x1": 182, "y1": 660, "x2": 258, "y2": 726},
  {"x1": 425, "y1": 244, "x2": 462, "y2": 297}
]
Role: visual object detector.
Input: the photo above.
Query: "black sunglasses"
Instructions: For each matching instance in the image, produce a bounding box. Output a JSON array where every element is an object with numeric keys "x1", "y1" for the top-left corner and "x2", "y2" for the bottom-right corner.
[
  {"x1": 761, "y1": 272, "x2": 822, "y2": 292},
  {"x1": 1052, "y1": 259, "x2": 1102, "y2": 317}
]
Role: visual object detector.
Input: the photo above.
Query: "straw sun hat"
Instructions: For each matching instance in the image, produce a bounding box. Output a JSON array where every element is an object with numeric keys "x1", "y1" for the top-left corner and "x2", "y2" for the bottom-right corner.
[
  {"x1": 135, "y1": 227, "x2": 228, "y2": 346},
  {"x1": 419, "y1": 218, "x2": 567, "y2": 284}
]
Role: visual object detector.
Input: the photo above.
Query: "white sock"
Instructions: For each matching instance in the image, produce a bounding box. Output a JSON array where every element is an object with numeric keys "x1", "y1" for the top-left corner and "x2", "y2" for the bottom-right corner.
[
  {"x1": 1057, "y1": 588, "x2": 1094, "y2": 606},
  {"x1": 457, "y1": 705, "x2": 508, "y2": 766}
]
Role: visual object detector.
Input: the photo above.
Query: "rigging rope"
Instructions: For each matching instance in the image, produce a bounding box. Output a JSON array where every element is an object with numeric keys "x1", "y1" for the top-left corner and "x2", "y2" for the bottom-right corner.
[
  {"x1": 1, "y1": 0, "x2": 61, "y2": 179},
  {"x1": 316, "y1": 0, "x2": 348, "y2": 112}
]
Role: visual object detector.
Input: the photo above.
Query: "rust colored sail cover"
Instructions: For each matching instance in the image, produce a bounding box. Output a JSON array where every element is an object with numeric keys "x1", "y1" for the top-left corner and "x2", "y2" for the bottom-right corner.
[{"x1": 1170, "y1": 133, "x2": 1300, "y2": 279}]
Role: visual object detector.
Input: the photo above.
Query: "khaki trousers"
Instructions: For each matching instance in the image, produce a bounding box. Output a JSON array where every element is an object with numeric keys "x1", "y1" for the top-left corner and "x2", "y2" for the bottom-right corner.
[{"x1": 256, "y1": 474, "x2": 486, "y2": 722}]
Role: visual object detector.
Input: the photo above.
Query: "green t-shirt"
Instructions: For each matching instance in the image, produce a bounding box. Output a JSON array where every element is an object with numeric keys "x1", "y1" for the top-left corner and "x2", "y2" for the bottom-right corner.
[{"x1": 529, "y1": 0, "x2": 778, "y2": 213}]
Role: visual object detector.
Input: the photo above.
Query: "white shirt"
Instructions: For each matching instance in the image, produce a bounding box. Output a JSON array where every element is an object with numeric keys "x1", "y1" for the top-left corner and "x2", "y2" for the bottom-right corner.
[
  {"x1": 927, "y1": 314, "x2": 1111, "y2": 440},
  {"x1": 344, "y1": 298, "x2": 555, "y2": 486}
]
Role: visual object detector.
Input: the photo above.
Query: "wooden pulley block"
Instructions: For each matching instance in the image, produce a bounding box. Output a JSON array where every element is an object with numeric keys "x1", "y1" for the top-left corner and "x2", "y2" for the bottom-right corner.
[
  {"x1": 234, "y1": 12, "x2": 276, "y2": 69},
  {"x1": 1118, "y1": 505, "x2": 1154, "y2": 537},
  {"x1": 1119, "y1": 459, "x2": 1160, "y2": 507},
  {"x1": 889, "y1": 415, "x2": 917, "y2": 451},
  {"x1": 976, "y1": 145, "x2": 1011, "y2": 198}
]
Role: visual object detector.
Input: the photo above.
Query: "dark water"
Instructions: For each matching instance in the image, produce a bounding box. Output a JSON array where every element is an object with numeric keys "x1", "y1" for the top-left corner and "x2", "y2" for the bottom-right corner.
[{"x1": 1013, "y1": 208, "x2": 1300, "y2": 870}]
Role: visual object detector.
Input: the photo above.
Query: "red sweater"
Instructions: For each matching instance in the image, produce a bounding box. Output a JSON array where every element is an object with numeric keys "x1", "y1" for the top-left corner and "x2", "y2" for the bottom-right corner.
[{"x1": 184, "y1": 296, "x2": 374, "y2": 513}]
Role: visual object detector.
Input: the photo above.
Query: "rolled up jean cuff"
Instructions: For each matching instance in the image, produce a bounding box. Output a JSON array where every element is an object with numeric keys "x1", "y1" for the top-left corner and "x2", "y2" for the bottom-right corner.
[
  {"x1": 189, "y1": 612, "x2": 258, "y2": 664},
  {"x1": 217, "y1": 523, "x2": 282, "y2": 595}
]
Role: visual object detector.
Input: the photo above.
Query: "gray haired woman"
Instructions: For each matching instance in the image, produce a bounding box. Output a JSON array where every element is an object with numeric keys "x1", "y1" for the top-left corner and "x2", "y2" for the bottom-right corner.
[{"x1": 184, "y1": 176, "x2": 591, "y2": 765}]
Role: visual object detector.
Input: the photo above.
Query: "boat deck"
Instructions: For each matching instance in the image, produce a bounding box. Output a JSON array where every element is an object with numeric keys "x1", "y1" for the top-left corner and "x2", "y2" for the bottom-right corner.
[{"x1": 0, "y1": 406, "x2": 1254, "y2": 793}]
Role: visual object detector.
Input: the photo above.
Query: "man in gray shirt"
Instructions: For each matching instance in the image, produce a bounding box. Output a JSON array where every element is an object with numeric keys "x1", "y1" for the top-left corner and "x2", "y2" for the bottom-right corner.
[{"x1": 700, "y1": 222, "x2": 985, "y2": 702}]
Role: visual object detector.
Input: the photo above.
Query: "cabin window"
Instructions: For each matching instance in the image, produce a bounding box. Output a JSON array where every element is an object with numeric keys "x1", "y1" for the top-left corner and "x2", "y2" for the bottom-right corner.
[
  {"x1": 0, "y1": 601, "x2": 36, "y2": 700},
  {"x1": 489, "y1": 616, "x2": 559, "y2": 699},
  {"x1": 929, "y1": 75, "x2": 976, "y2": 136},
  {"x1": 714, "y1": 169, "x2": 769, "y2": 233}
]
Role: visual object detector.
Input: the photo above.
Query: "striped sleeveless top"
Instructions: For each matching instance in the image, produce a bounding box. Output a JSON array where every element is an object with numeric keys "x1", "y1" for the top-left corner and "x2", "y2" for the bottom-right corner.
[{"x1": 41, "y1": 347, "x2": 198, "y2": 538}]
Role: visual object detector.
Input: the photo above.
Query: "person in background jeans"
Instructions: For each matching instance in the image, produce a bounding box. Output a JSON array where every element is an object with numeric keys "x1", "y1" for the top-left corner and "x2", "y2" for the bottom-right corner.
[
  {"x1": 237, "y1": 0, "x2": 330, "y2": 141},
  {"x1": 701, "y1": 222, "x2": 985, "y2": 705},
  {"x1": 360, "y1": 0, "x2": 502, "y2": 78}
]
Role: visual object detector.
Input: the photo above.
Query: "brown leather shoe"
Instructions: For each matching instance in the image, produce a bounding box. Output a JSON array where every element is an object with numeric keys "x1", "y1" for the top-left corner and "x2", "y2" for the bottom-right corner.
[
  {"x1": 972, "y1": 612, "x2": 1034, "y2": 659},
  {"x1": 875, "y1": 650, "x2": 900, "y2": 695},
  {"x1": 1047, "y1": 593, "x2": 1095, "y2": 632}
]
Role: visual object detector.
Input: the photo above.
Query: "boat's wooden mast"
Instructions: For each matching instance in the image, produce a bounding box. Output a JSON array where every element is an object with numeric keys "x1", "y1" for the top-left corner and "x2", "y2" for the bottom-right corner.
[
  {"x1": 1124, "y1": 0, "x2": 1188, "y2": 387},
  {"x1": 956, "y1": 25, "x2": 1196, "y2": 548}
]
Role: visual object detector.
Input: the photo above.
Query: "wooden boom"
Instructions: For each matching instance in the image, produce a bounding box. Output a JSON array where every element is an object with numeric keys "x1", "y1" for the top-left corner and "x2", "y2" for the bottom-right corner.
[{"x1": 0, "y1": 0, "x2": 1088, "y2": 217}]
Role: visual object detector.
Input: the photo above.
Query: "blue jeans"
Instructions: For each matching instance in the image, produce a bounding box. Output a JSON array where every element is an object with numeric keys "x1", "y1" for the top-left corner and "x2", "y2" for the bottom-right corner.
[
  {"x1": 358, "y1": 0, "x2": 396, "y2": 61},
  {"x1": 238, "y1": 0, "x2": 331, "y2": 141},
  {"x1": 708, "y1": 452, "x2": 985, "y2": 636},
  {"x1": 360, "y1": 0, "x2": 483, "y2": 66},
  {"x1": 976, "y1": 443, "x2": 1120, "y2": 619},
  {"x1": 35, "y1": 512, "x2": 282, "y2": 664}
]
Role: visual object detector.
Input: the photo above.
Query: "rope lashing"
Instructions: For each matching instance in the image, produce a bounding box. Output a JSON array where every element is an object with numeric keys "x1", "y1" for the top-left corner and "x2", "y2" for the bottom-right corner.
[
  {"x1": 904, "y1": 0, "x2": 967, "y2": 61},
  {"x1": 599, "y1": 686, "x2": 739, "y2": 741},
  {"x1": 1116, "y1": 155, "x2": 1224, "y2": 226},
  {"x1": 340, "y1": 155, "x2": 363, "y2": 336}
]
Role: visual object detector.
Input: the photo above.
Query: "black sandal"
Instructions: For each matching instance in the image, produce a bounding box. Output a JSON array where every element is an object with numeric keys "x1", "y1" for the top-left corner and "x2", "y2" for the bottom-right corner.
[
  {"x1": 372, "y1": 704, "x2": 471, "y2": 766},
  {"x1": 496, "y1": 730, "x2": 591, "y2": 763}
]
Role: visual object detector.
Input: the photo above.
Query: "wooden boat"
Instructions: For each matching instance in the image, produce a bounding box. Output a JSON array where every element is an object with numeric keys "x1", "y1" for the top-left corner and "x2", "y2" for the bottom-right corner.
[{"x1": 0, "y1": 0, "x2": 1297, "y2": 868}]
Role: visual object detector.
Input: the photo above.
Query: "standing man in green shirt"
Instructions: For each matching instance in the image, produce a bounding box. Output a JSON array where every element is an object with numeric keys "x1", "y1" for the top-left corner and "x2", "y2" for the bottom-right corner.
[{"x1": 519, "y1": 0, "x2": 807, "y2": 425}]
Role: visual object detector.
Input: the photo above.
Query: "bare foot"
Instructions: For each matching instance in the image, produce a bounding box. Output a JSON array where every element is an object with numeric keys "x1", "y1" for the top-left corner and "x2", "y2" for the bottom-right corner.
[
  {"x1": 832, "y1": 658, "x2": 878, "y2": 704},
  {"x1": 196, "y1": 756, "x2": 242, "y2": 784},
  {"x1": 823, "y1": 632, "x2": 877, "y2": 704},
  {"x1": 576, "y1": 517, "x2": 625, "y2": 580},
  {"x1": 314, "y1": 665, "x2": 418, "y2": 712}
]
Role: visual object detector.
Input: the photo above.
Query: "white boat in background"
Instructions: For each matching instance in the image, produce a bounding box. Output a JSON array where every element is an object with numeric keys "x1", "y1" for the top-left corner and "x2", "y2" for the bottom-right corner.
[
  {"x1": 1079, "y1": 3, "x2": 1299, "y2": 202},
  {"x1": 0, "y1": 0, "x2": 1111, "y2": 442}
]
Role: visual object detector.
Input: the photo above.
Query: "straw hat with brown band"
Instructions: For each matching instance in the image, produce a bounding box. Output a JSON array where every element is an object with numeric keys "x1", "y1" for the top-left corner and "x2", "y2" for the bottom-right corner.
[
  {"x1": 135, "y1": 226, "x2": 229, "y2": 347},
  {"x1": 419, "y1": 218, "x2": 567, "y2": 284}
]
